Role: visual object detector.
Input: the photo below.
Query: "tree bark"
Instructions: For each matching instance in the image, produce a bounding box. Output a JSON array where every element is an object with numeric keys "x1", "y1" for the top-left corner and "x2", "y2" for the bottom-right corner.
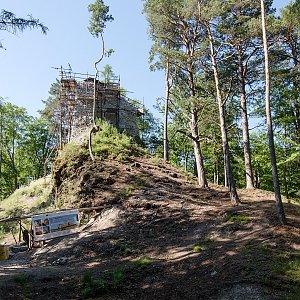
[
  {"x1": 185, "y1": 40, "x2": 208, "y2": 187},
  {"x1": 206, "y1": 22, "x2": 240, "y2": 205},
  {"x1": 187, "y1": 67, "x2": 208, "y2": 188},
  {"x1": 0, "y1": 111, "x2": 2, "y2": 196},
  {"x1": 261, "y1": 0, "x2": 287, "y2": 224},
  {"x1": 254, "y1": 166, "x2": 260, "y2": 189},
  {"x1": 224, "y1": 155, "x2": 228, "y2": 188},
  {"x1": 89, "y1": 32, "x2": 105, "y2": 161},
  {"x1": 237, "y1": 46, "x2": 255, "y2": 189},
  {"x1": 184, "y1": 152, "x2": 189, "y2": 172},
  {"x1": 59, "y1": 95, "x2": 63, "y2": 149},
  {"x1": 163, "y1": 58, "x2": 170, "y2": 162},
  {"x1": 0, "y1": 151, "x2": 2, "y2": 196},
  {"x1": 7, "y1": 148, "x2": 18, "y2": 191},
  {"x1": 189, "y1": 110, "x2": 208, "y2": 188},
  {"x1": 283, "y1": 126, "x2": 289, "y2": 199},
  {"x1": 289, "y1": 36, "x2": 300, "y2": 141},
  {"x1": 178, "y1": 13, "x2": 208, "y2": 188},
  {"x1": 214, "y1": 160, "x2": 219, "y2": 185}
]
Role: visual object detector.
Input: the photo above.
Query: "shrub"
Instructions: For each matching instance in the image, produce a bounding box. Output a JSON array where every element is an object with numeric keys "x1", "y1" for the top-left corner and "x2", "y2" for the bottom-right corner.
[{"x1": 92, "y1": 120, "x2": 145, "y2": 160}]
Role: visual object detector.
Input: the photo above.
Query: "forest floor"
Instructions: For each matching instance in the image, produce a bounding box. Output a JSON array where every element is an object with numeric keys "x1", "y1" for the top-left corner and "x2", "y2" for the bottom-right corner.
[{"x1": 0, "y1": 157, "x2": 300, "y2": 299}]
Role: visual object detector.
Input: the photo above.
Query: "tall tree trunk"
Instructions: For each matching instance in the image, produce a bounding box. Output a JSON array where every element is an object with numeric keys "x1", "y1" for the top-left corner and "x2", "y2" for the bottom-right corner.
[
  {"x1": 237, "y1": 46, "x2": 254, "y2": 189},
  {"x1": 190, "y1": 110, "x2": 208, "y2": 188},
  {"x1": 213, "y1": 147, "x2": 219, "y2": 185},
  {"x1": 283, "y1": 126, "x2": 289, "y2": 199},
  {"x1": 254, "y1": 166, "x2": 260, "y2": 189},
  {"x1": 0, "y1": 117, "x2": 2, "y2": 196},
  {"x1": 11, "y1": 133, "x2": 18, "y2": 190},
  {"x1": 283, "y1": 164, "x2": 289, "y2": 199},
  {"x1": 184, "y1": 152, "x2": 189, "y2": 172},
  {"x1": 261, "y1": 0, "x2": 286, "y2": 225},
  {"x1": 59, "y1": 94, "x2": 63, "y2": 149},
  {"x1": 206, "y1": 22, "x2": 240, "y2": 205},
  {"x1": 89, "y1": 32, "x2": 105, "y2": 161},
  {"x1": 187, "y1": 59, "x2": 208, "y2": 187},
  {"x1": 0, "y1": 149, "x2": 2, "y2": 196},
  {"x1": 290, "y1": 39, "x2": 300, "y2": 142},
  {"x1": 214, "y1": 161, "x2": 219, "y2": 185},
  {"x1": 224, "y1": 156, "x2": 228, "y2": 188},
  {"x1": 164, "y1": 59, "x2": 170, "y2": 162},
  {"x1": 7, "y1": 148, "x2": 18, "y2": 191}
]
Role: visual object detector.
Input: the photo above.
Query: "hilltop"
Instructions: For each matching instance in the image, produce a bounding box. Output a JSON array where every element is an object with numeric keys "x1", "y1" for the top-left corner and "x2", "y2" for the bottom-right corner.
[
  {"x1": 0, "y1": 154, "x2": 300, "y2": 299},
  {"x1": 0, "y1": 123, "x2": 300, "y2": 299}
]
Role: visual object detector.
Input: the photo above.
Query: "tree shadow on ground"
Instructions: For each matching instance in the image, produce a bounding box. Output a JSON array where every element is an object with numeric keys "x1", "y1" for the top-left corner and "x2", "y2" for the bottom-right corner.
[{"x1": 1, "y1": 159, "x2": 299, "y2": 300}]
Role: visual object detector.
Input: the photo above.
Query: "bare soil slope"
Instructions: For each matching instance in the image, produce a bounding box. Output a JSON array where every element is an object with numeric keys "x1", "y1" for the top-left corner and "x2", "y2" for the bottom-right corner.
[{"x1": 0, "y1": 157, "x2": 300, "y2": 300}]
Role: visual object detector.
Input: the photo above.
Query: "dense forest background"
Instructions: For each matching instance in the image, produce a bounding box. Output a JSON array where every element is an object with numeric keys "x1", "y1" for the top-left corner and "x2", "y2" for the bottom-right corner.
[{"x1": 0, "y1": 0, "x2": 300, "y2": 207}]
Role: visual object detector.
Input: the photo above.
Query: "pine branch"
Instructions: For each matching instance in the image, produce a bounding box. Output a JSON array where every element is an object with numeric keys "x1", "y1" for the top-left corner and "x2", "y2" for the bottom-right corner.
[{"x1": 0, "y1": 10, "x2": 48, "y2": 35}]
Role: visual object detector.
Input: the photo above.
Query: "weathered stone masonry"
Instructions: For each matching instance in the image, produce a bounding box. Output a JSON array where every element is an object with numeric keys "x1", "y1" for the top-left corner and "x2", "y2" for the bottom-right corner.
[{"x1": 57, "y1": 68, "x2": 141, "y2": 146}]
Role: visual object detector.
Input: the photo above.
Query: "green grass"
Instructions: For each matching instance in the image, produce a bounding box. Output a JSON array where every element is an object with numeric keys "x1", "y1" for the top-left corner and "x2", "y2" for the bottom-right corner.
[
  {"x1": 132, "y1": 257, "x2": 152, "y2": 268},
  {"x1": 92, "y1": 120, "x2": 145, "y2": 161},
  {"x1": 81, "y1": 270, "x2": 107, "y2": 298},
  {"x1": 272, "y1": 253, "x2": 300, "y2": 299},
  {"x1": 80, "y1": 257, "x2": 152, "y2": 297},
  {"x1": 13, "y1": 273, "x2": 32, "y2": 298},
  {"x1": 81, "y1": 268, "x2": 126, "y2": 298},
  {"x1": 0, "y1": 176, "x2": 54, "y2": 219},
  {"x1": 193, "y1": 245, "x2": 207, "y2": 252},
  {"x1": 224, "y1": 214, "x2": 252, "y2": 224},
  {"x1": 0, "y1": 177, "x2": 53, "y2": 243},
  {"x1": 112, "y1": 186, "x2": 136, "y2": 203},
  {"x1": 115, "y1": 241, "x2": 132, "y2": 256},
  {"x1": 272, "y1": 253, "x2": 300, "y2": 280},
  {"x1": 132, "y1": 175, "x2": 146, "y2": 187},
  {"x1": 242, "y1": 243, "x2": 300, "y2": 299},
  {"x1": 57, "y1": 141, "x2": 88, "y2": 170},
  {"x1": 13, "y1": 273, "x2": 29, "y2": 285},
  {"x1": 149, "y1": 156, "x2": 162, "y2": 166}
]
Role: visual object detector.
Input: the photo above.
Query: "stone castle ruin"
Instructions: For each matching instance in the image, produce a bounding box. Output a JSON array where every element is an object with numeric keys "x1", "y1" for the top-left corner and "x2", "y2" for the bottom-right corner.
[{"x1": 56, "y1": 66, "x2": 142, "y2": 147}]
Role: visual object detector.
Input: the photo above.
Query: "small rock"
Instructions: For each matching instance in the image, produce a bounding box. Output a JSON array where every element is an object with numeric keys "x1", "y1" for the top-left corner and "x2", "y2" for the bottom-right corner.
[
  {"x1": 110, "y1": 169, "x2": 118, "y2": 175},
  {"x1": 52, "y1": 257, "x2": 68, "y2": 266},
  {"x1": 211, "y1": 270, "x2": 218, "y2": 277},
  {"x1": 131, "y1": 162, "x2": 141, "y2": 168}
]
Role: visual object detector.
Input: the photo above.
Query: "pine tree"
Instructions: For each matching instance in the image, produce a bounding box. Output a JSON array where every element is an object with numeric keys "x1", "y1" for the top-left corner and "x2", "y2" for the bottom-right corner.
[{"x1": 261, "y1": 0, "x2": 287, "y2": 225}]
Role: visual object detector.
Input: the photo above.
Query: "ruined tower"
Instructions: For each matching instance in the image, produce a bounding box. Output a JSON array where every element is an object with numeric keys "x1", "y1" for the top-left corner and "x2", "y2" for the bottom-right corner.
[{"x1": 57, "y1": 66, "x2": 142, "y2": 147}]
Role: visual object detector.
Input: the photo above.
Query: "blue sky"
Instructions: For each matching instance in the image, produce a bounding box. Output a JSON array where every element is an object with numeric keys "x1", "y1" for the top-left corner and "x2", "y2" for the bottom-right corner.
[{"x1": 0, "y1": 0, "x2": 291, "y2": 119}]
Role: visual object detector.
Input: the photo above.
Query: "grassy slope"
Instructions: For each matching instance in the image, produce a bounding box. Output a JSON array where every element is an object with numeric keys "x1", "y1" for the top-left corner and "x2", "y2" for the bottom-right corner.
[
  {"x1": 0, "y1": 176, "x2": 53, "y2": 220},
  {"x1": 1, "y1": 121, "x2": 300, "y2": 298},
  {"x1": 0, "y1": 176, "x2": 54, "y2": 243}
]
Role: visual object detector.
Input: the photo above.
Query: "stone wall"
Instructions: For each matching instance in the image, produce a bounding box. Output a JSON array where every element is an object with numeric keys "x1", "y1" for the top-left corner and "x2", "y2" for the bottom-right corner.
[{"x1": 68, "y1": 80, "x2": 140, "y2": 140}]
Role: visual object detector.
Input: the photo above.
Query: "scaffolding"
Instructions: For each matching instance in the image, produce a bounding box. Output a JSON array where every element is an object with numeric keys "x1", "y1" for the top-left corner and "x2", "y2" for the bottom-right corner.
[{"x1": 56, "y1": 65, "x2": 121, "y2": 148}]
